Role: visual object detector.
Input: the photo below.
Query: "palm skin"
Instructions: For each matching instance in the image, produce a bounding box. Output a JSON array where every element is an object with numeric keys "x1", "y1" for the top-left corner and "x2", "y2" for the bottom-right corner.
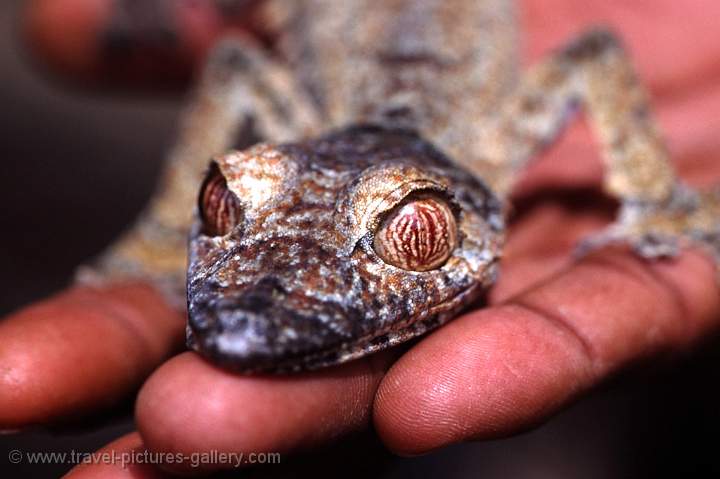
[{"x1": 3, "y1": 0, "x2": 720, "y2": 476}]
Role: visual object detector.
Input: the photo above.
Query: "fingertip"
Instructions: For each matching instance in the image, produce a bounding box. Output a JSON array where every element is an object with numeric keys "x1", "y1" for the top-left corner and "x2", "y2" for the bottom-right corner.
[
  {"x1": 23, "y1": 0, "x2": 269, "y2": 89},
  {"x1": 24, "y1": 0, "x2": 194, "y2": 88},
  {"x1": 373, "y1": 307, "x2": 593, "y2": 455},
  {"x1": 136, "y1": 352, "x2": 388, "y2": 473},
  {"x1": 24, "y1": 0, "x2": 111, "y2": 78},
  {"x1": 0, "y1": 283, "x2": 183, "y2": 430},
  {"x1": 374, "y1": 249, "x2": 719, "y2": 455}
]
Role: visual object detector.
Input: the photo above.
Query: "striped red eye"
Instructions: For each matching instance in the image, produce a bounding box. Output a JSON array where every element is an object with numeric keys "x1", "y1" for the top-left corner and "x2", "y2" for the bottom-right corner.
[
  {"x1": 199, "y1": 164, "x2": 243, "y2": 236},
  {"x1": 373, "y1": 195, "x2": 457, "y2": 271}
]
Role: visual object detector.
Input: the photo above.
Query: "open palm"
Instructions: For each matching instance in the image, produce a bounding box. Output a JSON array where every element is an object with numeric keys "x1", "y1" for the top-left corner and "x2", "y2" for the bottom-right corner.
[{"x1": 3, "y1": 0, "x2": 719, "y2": 476}]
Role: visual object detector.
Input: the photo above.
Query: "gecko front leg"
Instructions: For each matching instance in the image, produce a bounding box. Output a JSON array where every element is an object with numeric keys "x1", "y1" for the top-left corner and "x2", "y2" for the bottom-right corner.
[{"x1": 482, "y1": 29, "x2": 720, "y2": 266}]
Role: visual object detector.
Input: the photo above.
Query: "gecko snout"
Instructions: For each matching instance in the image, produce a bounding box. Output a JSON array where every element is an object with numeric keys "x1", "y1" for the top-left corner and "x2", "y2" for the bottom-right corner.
[{"x1": 187, "y1": 274, "x2": 355, "y2": 371}]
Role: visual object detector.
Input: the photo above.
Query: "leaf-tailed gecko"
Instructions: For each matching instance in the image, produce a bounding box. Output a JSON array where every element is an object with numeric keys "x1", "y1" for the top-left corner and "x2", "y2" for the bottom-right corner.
[{"x1": 79, "y1": 0, "x2": 720, "y2": 372}]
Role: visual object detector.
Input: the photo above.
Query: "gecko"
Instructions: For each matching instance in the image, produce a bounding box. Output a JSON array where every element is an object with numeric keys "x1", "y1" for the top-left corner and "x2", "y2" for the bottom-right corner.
[{"x1": 79, "y1": 0, "x2": 720, "y2": 373}]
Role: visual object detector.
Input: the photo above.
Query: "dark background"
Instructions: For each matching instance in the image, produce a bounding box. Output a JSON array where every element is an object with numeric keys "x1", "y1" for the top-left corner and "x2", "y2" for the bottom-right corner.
[{"x1": 1, "y1": 0, "x2": 720, "y2": 476}]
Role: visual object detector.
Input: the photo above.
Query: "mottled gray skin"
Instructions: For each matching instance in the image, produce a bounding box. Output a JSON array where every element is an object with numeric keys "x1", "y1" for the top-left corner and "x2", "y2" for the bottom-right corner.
[
  {"x1": 83, "y1": 0, "x2": 720, "y2": 373},
  {"x1": 187, "y1": 127, "x2": 503, "y2": 371}
]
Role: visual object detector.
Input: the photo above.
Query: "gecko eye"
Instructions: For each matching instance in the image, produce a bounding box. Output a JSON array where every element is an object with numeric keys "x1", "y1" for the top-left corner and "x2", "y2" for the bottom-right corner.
[
  {"x1": 373, "y1": 194, "x2": 458, "y2": 271},
  {"x1": 199, "y1": 163, "x2": 243, "y2": 236}
]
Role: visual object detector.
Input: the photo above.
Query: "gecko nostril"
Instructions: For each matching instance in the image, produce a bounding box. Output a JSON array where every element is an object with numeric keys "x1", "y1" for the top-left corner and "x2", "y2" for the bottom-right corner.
[
  {"x1": 236, "y1": 277, "x2": 287, "y2": 313},
  {"x1": 238, "y1": 294, "x2": 272, "y2": 313}
]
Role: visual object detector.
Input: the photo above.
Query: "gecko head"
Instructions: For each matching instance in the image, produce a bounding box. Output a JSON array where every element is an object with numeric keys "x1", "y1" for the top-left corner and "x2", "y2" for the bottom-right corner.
[{"x1": 186, "y1": 126, "x2": 504, "y2": 372}]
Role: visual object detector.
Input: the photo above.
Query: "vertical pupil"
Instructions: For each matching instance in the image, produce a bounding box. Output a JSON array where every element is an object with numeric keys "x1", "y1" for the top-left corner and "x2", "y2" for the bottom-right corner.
[{"x1": 200, "y1": 166, "x2": 242, "y2": 236}]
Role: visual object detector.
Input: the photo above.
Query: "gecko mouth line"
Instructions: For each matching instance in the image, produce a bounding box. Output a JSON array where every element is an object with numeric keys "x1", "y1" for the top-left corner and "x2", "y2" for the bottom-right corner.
[{"x1": 193, "y1": 278, "x2": 488, "y2": 374}]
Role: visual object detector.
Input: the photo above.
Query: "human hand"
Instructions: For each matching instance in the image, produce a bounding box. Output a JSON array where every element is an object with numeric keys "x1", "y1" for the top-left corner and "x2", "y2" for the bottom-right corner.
[{"x1": 4, "y1": 0, "x2": 720, "y2": 476}]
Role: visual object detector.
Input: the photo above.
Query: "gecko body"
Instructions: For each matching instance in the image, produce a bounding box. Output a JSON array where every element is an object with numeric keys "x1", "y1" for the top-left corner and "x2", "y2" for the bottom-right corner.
[{"x1": 82, "y1": 0, "x2": 720, "y2": 372}]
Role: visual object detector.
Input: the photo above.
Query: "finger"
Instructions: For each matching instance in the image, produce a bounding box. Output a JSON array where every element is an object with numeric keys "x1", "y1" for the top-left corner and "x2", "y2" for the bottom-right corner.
[
  {"x1": 0, "y1": 282, "x2": 183, "y2": 430},
  {"x1": 65, "y1": 432, "x2": 173, "y2": 479},
  {"x1": 24, "y1": 0, "x2": 267, "y2": 89},
  {"x1": 135, "y1": 351, "x2": 393, "y2": 474},
  {"x1": 374, "y1": 247, "x2": 719, "y2": 455}
]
